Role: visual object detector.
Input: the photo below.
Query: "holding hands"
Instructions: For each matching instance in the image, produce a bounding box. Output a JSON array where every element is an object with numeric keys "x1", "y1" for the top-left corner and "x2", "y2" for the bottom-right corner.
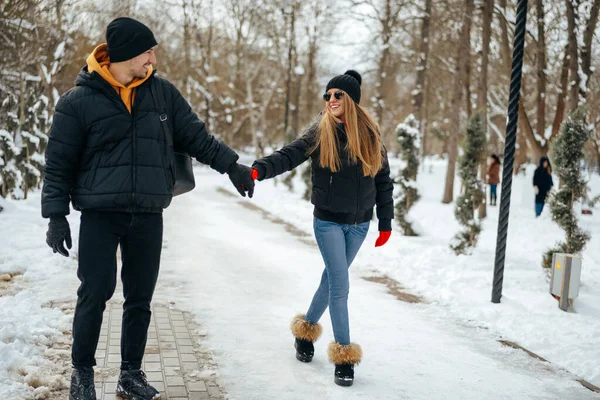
[{"x1": 228, "y1": 163, "x2": 255, "y2": 198}]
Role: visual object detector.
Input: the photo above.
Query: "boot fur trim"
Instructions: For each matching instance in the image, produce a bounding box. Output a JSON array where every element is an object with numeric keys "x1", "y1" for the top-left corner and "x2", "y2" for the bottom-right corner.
[
  {"x1": 328, "y1": 342, "x2": 362, "y2": 365},
  {"x1": 290, "y1": 314, "x2": 322, "y2": 342}
]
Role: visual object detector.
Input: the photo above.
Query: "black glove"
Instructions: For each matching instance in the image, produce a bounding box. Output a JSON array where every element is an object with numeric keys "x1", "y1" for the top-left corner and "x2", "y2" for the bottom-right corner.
[
  {"x1": 228, "y1": 163, "x2": 255, "y2": 198},
  {"x1": 46, "y1": 216, "x2": 72, "y2": 257}
]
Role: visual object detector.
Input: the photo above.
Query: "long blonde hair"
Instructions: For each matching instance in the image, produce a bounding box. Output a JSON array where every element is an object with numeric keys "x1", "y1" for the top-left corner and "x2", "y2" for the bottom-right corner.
[{"x1": 315, "y1": 92, "x2": 384, "y2": 177}]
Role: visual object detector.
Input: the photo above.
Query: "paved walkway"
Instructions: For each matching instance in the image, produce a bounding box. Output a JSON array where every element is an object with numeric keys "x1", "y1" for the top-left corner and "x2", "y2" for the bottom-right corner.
[{"x1": 93, "y1": 298, "x2": 226, "y2": 400}]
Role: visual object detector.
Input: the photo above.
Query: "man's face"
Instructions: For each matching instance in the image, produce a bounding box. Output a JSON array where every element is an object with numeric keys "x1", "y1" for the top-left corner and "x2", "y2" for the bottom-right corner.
[{"x1": 129, "y1": 47, "x2": 156, "y2": 79}]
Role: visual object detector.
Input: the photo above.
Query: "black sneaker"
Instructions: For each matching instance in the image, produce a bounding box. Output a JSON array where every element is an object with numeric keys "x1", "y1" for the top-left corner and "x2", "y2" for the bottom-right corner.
[
  {"x1": 116, "y1": 369, "x2": 160, "y2": 400},
  {"x1": 69, "y1": 367, "x2": 97, "y2": 400},
  {"x1": 334, "y1": 363, "x2": 354, "y2": 387},
  {"x1": 294, "y1": 337, "x2": 315, "y2": 362}
]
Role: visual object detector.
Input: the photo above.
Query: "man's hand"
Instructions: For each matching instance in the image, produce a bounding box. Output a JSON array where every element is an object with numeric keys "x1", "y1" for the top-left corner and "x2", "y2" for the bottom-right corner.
[
  {"x1": 228, "y1": 163, "x2": 255, "y2": 198},
  {"x1": 534, "y1": 185, "x2": 539, "y2": 195},
  {"x1": 46, "y1": 216, "x2": 72, "y2": 257}
]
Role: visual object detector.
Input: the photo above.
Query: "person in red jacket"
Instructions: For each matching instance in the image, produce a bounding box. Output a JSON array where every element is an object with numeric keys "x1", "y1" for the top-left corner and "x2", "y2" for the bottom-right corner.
[
  {"x1": 251, "y1": 70, "x2": 394, "y2": 387},
  {"x1": 487, "y1": 154, "x2": 501, "y2": 206}
]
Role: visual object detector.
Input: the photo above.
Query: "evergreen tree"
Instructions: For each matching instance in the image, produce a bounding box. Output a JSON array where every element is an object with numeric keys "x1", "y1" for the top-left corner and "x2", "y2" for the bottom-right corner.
[
  {"x1": 542, "y1": 107, "x2": 591, "y2": 269},
  {"x1": 394, "y1": 114, "x2": 420, "y2": 236},
  {"x1": 0, "y1": 95, "x2": 21, "y2": 199},
  {"x1": 15, "y1": 90, "x2": 49, "y2": 199},
  {"x1": 450, "y1": 111, "x2": 486, "y2": 255}
]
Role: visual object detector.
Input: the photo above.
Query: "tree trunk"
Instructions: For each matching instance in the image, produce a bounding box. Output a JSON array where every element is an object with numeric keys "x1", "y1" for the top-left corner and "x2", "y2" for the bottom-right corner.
[
  {"x1": 283, "y1": 5, "x2": 296, "y2": 136},
  {"x1": 535, "y1": 0, "x2": 546, "y2": 140},
  {"x1": 375, "y1": 0, "x2": 393, "y2": 128},
  {"x1": 566, "y1": 0, "x2": 580, "y2": 112},
  {"x1": 550, "y1": 46, "x2": 570, "y2": 140},
  {"x1": 582, "y1": 0, "x2": 600, "y2": 94},
  {"x1": 442, "y1": 0, "x2": 474, "y2": 204},
  {"x1": 414, "y1": 0, "x2": 432, "y2": 162},
  {"x1": 291, "y1": 49, "x2": 302, "y2": 136},
  {"x1": 478, "y1": 0, "x2": 493, "y2": 219}
]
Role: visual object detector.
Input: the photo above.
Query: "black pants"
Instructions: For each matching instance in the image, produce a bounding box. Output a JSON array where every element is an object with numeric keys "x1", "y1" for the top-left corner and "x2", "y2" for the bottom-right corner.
[{"x1": 72, "y1": 211, "x2": 163, "y2": 370}]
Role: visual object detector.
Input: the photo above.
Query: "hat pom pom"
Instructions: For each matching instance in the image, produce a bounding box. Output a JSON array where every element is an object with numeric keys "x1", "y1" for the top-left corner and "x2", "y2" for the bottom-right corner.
[{"x1": 344, "y1": 70, "x2": 362, "y2": 85}]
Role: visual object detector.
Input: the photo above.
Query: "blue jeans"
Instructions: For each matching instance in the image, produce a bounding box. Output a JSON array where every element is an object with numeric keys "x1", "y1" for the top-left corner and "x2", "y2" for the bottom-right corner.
[
  {"x1": 305, "y1": 218, "x2": 370, "y2": 345},
  {"x1": 490, "y1": 184, "x2": 497, "y2": 197},
  {"x1": 535, "y1": 202, "x2": 544, "y2": 217}
]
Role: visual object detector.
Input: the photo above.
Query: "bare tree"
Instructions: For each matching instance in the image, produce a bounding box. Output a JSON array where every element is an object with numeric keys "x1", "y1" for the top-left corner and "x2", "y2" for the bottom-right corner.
[
  {"x1": 413, "y1": 0, "x2": 432, "y2": 162},
  {"x1": 442, "y1": 0, "x2": 474, "y2": 204},
  {"x1": 477, "y1": 0, "x2": 494, "y2": 218}
]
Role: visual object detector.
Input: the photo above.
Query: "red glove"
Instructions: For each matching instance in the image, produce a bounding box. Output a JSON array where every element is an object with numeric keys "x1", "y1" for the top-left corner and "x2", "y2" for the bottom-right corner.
[
  {"x1": 375, "y1": 231, "x2": 391, "y2": 247},
  {"x1": 251, "y1": 168, "x2": 259, "y2": 181}
]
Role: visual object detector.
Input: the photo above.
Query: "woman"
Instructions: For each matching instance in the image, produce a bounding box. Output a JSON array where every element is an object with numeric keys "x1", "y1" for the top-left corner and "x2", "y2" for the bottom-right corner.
[
  {"x1": 487, "y1": 154, "x2": 501, "y2": 206},
  {"x1": 533, "y1": 156, "x2": 553, "y2": 216},
  {"x1": 251, "y1": 70, "x2": 394, "y2": 386}
]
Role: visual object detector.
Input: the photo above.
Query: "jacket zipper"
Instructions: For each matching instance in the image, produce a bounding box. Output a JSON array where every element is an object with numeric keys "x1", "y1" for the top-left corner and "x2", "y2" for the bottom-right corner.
[
  {"x1": 355, "y1": 165, "x2": 360, "y2": 225},
  {"x1": 131, "y1": 89, "x2": 137, "y2": 208},
  {"x1": 328, "y1": 175, "x2": 333, "y2": 204}
]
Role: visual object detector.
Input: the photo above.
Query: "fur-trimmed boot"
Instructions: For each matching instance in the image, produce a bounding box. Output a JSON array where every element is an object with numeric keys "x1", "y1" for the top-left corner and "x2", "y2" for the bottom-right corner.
[
  {"x1": 291, "y1": 314, "x2": 322, "y2": 363},
  {"x1": 328, "y1": 342, "x2": 362, "y2": 387}
]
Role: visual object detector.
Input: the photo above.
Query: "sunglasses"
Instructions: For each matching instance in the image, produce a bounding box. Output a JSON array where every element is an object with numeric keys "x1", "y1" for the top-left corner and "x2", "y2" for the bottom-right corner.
[{"x1": 323, "y1": 91, "x2": 344, "y2": 102}]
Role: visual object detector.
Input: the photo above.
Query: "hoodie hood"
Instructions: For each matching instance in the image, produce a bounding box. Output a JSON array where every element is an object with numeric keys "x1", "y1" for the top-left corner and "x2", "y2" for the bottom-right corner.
[
  {"x1": 84, "y1": 43, "x2": 153, "y2": 113},
  {"x1": 539, "y1": 156, "x2": 550, "y2": 167}
]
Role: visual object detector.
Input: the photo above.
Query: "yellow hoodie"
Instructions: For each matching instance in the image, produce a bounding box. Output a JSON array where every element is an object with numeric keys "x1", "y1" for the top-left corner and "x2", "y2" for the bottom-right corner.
[{"x1": 86, "y1": 44, "x2": 153, "y2": 114}]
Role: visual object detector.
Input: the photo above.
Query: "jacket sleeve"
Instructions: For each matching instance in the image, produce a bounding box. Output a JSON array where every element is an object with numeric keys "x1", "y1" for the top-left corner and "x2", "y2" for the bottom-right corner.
[
  {"x1": 374, "y1": 149, "x2": 394, "y2": 231},
  {"x1": 533, "y1": 169, "x2": 538, "y2": 186},
  {"x1": 168, "y1": 82, "x2": 238, "y2": 174},
  {"x1": 251, "y1": 123, "x2": 317, "y2": 180},
  {"x1": 41, "y1": 95, "x2": 85, "y2": 218}
]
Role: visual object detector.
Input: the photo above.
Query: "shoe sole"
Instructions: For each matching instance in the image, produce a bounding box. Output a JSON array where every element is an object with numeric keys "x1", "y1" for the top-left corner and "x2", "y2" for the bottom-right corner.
[
  {"x1": 334, "y1": 377, "x2": 354, "y2": 387},
  {"x1": 295, "y1": 351, "x2": 313, "y2": 363}
]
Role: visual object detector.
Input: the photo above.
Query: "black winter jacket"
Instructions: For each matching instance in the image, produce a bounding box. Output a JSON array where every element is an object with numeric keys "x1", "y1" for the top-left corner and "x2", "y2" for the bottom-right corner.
[
  {"x1": 41, "y1": 68, "x2": 238, "y2": 218},
  {"x1": 533, "y1": 156, "x2": 553, "y2": 204},
  {"x1": 253, "y1": 122, "x2": 394, "y2": 231}
]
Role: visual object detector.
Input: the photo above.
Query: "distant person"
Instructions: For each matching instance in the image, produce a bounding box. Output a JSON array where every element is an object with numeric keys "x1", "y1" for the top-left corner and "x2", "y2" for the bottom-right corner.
[
  {"x1": 42, "y1": 17, "x2": 254, "y2": 400},
  {"x1": 533, "y1": 156, "x2": 553, "y2": 216},
  {"x1": 251, "y1": 70, "x2": 394, "y2": 387},
  {"x1": 487, "y1": 154, "x2": 501, "y2": 206}
]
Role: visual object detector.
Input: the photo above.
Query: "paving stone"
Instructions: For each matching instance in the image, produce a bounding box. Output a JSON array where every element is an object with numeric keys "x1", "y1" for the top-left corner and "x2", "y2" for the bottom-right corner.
[
  {"x1": 166, "y1": 376, "x2": 185, "y2": 386},
  {"x1": 163, "y1": 358, "x2": 181, "y2": 367},
  {"x1": 95, "y1": 299, "x2": 225, "y2": 400},
  {"x1": 145, "y1": 371, "x2": 164, "y2": 382},
  {"x1": 144, "y1": 354, "x2": 161, "y2": 363},
  {"x1": 188, "y1": 381, "x2": 208, "y2": 392},
  {"x1": 178, "y1": 346, "x2": 194, "y2": 354},
  {"x1": 181, "y1": 354, "x2": 197, "y2": 362},
  {"x1": 188, "y1": 392, "x2": 211, "y2": 400},
  {"x1": 161, "y1": 350, "x2": 179, "y2": 358},
  {"x1": 167, "y1": 385, "x2": 187, "y2": 397}
]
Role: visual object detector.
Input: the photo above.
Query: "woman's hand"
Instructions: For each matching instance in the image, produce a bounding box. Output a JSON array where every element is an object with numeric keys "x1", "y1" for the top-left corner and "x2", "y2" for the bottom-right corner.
[{"x1": 375, "y1": 231, "x2": 391, "y2": 247}]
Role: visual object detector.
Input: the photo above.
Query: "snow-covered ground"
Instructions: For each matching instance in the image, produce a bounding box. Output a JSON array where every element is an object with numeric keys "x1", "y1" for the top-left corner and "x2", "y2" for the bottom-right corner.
[{"x1": 0, "y1": 156, "x2": 598, "y2": 399}]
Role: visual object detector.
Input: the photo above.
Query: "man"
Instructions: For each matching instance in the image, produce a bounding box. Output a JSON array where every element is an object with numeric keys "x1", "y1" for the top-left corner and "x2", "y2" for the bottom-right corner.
[{"x1": 42, "y1": 17, "x2": 255, "y2": 400}]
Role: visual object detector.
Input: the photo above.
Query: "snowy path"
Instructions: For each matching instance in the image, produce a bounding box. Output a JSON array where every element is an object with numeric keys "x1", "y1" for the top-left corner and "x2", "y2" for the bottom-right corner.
[{"x1": 152, "y1": 169, "x2": 597, "y2": 400}]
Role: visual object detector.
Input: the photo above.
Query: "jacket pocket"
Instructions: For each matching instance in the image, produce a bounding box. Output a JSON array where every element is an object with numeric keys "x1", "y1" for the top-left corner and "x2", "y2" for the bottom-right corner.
[{"x1": 84, "y1": 152, "x2": 102, "y2": 189}]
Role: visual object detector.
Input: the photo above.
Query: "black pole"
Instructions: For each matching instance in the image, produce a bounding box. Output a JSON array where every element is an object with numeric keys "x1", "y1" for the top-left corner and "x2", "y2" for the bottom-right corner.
[{"x1": 491, "y1": 0, "x2": 528, "y2": 303}]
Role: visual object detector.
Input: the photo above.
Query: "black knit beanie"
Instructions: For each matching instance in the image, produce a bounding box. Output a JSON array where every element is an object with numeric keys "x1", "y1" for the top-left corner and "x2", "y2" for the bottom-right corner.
[
  {"x1": 325, "y1": 70, "x2": 362, "y2": 104},
  {"x1": 106, "y1": 17, "x2": 158, "y2": 62}
]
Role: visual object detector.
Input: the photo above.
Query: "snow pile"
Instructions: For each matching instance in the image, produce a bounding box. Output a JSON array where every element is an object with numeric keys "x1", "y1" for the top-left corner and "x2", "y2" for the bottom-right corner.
[{"x1": 0, "y1": 194, "x2": 78, "y2": 399}]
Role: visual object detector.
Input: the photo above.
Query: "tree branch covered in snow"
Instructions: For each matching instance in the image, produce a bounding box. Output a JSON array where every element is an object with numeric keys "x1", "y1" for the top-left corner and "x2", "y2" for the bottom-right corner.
[
  {"x1": 450, "y1": 111, "x2": 485, "y2": 255},
  {"x1": 394, "y1": 114, "x2": 420, "y2": 236}
]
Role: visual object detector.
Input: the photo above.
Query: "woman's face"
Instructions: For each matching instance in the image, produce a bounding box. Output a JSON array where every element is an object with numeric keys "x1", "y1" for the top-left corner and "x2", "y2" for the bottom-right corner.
[
  {"x1": 543, "y1": 160, "x2": 549, "y2": 168},
  {"x1": 324, "y1": 88, "x2": 345, "y2": 119}
]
